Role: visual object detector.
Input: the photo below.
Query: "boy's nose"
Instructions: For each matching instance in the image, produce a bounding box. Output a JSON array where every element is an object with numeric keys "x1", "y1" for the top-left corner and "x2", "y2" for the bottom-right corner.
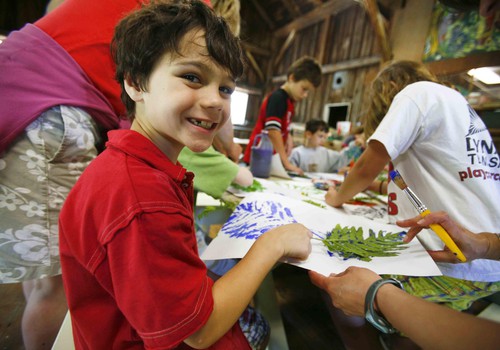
[{"x1": 200, "y1": 92, "x2": 224, "y2": 114}]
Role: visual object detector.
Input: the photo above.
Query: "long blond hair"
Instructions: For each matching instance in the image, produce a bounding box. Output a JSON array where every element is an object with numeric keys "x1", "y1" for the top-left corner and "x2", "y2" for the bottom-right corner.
[
  {"x1": 211, "y1": 0, "x2": 241, "y2": 36},
  {"x1": 364, "y1": 60, "x2": 440, "y2": 138}
]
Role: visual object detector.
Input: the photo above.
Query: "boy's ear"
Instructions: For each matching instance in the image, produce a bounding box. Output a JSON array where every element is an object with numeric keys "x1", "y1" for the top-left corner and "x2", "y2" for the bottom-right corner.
[{"x1": 124, "y1": 77, "x2": 144, "y2": 102}]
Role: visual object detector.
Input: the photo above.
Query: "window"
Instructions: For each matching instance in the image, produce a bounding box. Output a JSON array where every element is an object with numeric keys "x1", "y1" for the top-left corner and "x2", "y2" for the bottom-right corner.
[
  {"x1": 323, "y1": 102, "x2": 351, "y2": 128},
  {"x1": 230, "y1": 90, "x2": 249, "y2": 125}
]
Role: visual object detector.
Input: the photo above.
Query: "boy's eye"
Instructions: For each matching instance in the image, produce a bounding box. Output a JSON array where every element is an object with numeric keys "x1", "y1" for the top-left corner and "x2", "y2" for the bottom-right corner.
[
  {"x1": 183, "y1": 74, "x2": 201, "y2": 83},
  {"x1": 220, "y1": 86, "x2": 235, "y2": 95}
]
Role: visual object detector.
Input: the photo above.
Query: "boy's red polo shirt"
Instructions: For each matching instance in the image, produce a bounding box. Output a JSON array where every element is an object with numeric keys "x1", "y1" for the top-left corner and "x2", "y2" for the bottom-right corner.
[{"x1": 59, "y1": 130, "x2": 250, "y2": 349}]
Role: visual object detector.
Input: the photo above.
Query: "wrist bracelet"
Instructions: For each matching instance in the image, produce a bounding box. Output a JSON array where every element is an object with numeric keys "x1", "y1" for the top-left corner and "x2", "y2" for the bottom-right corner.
[{"x1": 364, "y1": 278, "x2": 404, "y2": 334}]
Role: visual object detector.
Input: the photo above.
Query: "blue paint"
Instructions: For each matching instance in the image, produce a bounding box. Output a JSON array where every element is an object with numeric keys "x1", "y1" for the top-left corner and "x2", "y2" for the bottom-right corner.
[{"x1": 221, "y1": 199, "x2": 323, "y2": 241}]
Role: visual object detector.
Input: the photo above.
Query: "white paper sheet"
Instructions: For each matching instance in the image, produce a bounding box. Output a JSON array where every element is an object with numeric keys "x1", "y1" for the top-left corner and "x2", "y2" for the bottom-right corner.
[
  {"x1": 269, "y1": 153, "x2": 291, "y2": 179},
  {"x1": 304, "y1": 172, "x2": 345, "y2": 182},
  {"x1": 201, "y1": 192, "x2": 442, "y2": 277}
]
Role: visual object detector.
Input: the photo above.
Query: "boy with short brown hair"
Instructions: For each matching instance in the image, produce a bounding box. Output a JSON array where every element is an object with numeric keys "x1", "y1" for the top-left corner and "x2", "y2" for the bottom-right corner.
[
  {"x1": 59, "y1": 1, "x2": 312, "y2": 348},
  {"x1": 289, "y1": 119, "x2": 359, "y2": 173},
  {"x1": 243, "y1": 56, "x2": 322, "y2": 175}
]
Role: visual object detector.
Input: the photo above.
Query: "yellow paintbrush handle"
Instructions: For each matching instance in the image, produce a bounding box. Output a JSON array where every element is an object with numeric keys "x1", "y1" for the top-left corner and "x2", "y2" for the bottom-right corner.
[{"x1": 420, "y1": 210, "x2": 467, "y2": 262}]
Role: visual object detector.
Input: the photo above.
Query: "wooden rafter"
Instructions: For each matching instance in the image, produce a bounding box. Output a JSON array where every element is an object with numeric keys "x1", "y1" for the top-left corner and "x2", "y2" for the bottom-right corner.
[
  {"x1": 272, "y1": 55, "x2": 381, "y2": 83},
  {"x1": 317, "y1": 16, "x2": 331, "y2": 64},
  {"x1": 425, "y1": 51, "x2": 500, "y2": 76},
  {"x1": 249, "y1": 0, "x2": 275, "y2": 31},
  {"x1": 274, "y1": 0, "x2": 354, "y2": 37},
  {"x1": 361, "y1": 0, "x2": 392, "y2": 62},
  {"x1": 282, "y1": 0, "x2": 302, "y2": 18},
  {"x1": 245, "y1": 50, "x2": 265, "y2": 83},
  {"x1": 273, "y1": 30, "x2": 296, "y2": 68},
  {"x1": 321, "y1": 55, "x2": 381, "y2": 74},
  {"x1": 241, "y1": 42, "x2": 271, "y2": 57}
]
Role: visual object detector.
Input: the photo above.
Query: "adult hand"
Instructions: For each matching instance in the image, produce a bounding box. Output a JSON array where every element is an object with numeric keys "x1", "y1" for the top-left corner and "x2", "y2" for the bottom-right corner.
[
  {"x1": 309, "y1": 267, "x2": 381, "y2": 316},
  {"x1": 396, "y1": 211, "x2": 488, "y2": 263}
]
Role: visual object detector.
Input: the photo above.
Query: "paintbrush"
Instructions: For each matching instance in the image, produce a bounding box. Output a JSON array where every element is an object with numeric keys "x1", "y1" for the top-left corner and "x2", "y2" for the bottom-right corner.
[{"x1": 389, "y1": 170, "x2": 467, "y2": 262}]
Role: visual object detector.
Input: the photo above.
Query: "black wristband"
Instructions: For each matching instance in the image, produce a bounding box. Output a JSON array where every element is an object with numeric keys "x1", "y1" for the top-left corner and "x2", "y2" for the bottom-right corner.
[{"x1": 364, "y1": 278, "x2": 404, "y2": 334}]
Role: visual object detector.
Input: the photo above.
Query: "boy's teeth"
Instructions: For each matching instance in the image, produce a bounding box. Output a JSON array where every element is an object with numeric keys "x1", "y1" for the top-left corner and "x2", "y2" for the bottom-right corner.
[{"x1": 190, "y1": 119, "x2": 213, "y2": 129}]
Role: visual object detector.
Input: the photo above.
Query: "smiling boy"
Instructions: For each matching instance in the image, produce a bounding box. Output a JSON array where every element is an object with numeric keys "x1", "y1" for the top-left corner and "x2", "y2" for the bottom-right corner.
[{"x1": 58, "y1": 1, "x2": 312, "y2": 349}]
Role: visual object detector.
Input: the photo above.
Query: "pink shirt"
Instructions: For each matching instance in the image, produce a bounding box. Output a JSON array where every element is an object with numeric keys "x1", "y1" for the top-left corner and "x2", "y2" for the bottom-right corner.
[{"x1": 36, "y1": 0, "x2": 143, "y2": 119}]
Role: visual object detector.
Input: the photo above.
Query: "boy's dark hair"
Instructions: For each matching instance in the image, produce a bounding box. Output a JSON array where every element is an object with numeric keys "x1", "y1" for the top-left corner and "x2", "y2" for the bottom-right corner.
[
  {"x1": 287, "y1": 56, "x2": 322, "y2": 88},
  {"x1": 111, "y1": 0, "x2": 244, "y2": 119},
  {"x1": 306, "y1": 119, "x2": 329, "y2": 133}
]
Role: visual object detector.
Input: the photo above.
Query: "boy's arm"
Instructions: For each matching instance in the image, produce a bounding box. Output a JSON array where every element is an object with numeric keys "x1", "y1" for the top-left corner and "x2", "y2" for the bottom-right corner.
[
  {"x1": 325, "y1": 140, "x2": 389, "y2": 207},
  {"x1": 232, "y1": 166, "x2": 253, "y2": 187},
  {"x1": 185, "y1": 223, "x2": 312, "y2": 348},
  {"x1": 268, "y1": 129, "x2": 304, "y2": 175},
  {"x1": 285, "y1": 133, "x2": 294, "y2": 156}
]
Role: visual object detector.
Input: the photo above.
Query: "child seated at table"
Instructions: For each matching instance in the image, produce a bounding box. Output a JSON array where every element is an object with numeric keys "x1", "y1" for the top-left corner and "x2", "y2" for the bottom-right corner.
[
  {"x1": 58, "y1": 1, "x2": 312, "y2": 348},
  {"x1": 289, "y1": 119, "x2": 362, "y2": 173}
]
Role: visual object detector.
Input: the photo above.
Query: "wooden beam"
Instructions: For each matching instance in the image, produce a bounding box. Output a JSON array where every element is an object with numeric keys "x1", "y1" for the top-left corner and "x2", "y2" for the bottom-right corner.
[
  {"x1": 249, "y1": 0, "x2": 275, "y2": 31},
  {"x1": 273, "y1": 30, "x2": 296, "y2": 68},
  {"x1": 321, "y1": 55, "x2": 381, "y2": 74},
  {"x1": 361, "y1": 0, "x2": 392, "y2": 62},
  {"x1": 245, "y1": 49, "x2": 265, "y2": 83},
  {"x1": 274, "y1": 0, "x2": 354, "y2": 37},
  {"x1": 317, "y1": 16, "x2": 331, "y2": 64},
  {"x1": 235, "y1": 84, "x2": 262, "y2": 96},
  {"x1": 272, "y1": 55, "x2": 381, "y2": 83},
  {"x1": 282, "y1": 0, "x2": 302, "y2": 18},
  {"x1": 241, "y1": 42, "x2": 271, "y2": 57},
  {"x1": 425, "y1": 51, "x2": 500, "y2": 76}
]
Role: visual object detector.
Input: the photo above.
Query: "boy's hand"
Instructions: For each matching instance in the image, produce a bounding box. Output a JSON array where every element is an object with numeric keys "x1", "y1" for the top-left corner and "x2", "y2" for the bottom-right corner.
[
  {"x1": 286, "y1": 164, "x2": 304, "y2": 176},
  {"x1": 266, "y1": 223, "x2": 312, "y2": 260},
  {"x1": 325, "y1": 186, "x2": 342, "y2": 208}
]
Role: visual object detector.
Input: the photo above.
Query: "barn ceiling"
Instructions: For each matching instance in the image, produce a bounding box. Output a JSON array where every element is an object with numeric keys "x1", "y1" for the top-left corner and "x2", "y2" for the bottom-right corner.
[
  {"x1": 241, "y1": 0, "x2": 400, "y2": 32},
  {"x1": 0, "y1": 0, "x2": 498, "y2": 104}
]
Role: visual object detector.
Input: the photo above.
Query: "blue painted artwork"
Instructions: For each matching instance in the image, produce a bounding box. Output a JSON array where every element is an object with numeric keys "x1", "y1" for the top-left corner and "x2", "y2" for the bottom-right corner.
[{"x1": 222, "y1": 199, "x2": 323, "y2": 240}]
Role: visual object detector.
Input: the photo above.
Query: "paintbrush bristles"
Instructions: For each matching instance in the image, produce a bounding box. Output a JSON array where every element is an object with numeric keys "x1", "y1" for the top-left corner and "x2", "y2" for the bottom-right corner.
[{"x1": 389, "y1": 170, "x2": 407, "y2": 190}]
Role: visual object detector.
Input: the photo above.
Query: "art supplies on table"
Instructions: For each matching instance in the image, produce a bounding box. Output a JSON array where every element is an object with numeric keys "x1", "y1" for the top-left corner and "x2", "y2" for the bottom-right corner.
[
  {"x1": 201, "y1": 192, "x2": 442, "y2": 277},
  {"x1": 249, "y1": 130, "x2": 273, "y2": 178}
]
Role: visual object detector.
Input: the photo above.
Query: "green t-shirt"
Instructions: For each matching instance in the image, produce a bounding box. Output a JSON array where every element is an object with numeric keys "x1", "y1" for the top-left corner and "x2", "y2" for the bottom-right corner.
[{"x1": 178, "y1": 146, "x2": 239, "y2": 198}]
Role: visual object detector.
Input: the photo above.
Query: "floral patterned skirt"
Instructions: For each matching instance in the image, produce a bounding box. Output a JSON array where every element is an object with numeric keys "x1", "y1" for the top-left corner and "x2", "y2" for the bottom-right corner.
[{"x1": 0, "y1": 106, "x2": 102, "y2": 283}]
